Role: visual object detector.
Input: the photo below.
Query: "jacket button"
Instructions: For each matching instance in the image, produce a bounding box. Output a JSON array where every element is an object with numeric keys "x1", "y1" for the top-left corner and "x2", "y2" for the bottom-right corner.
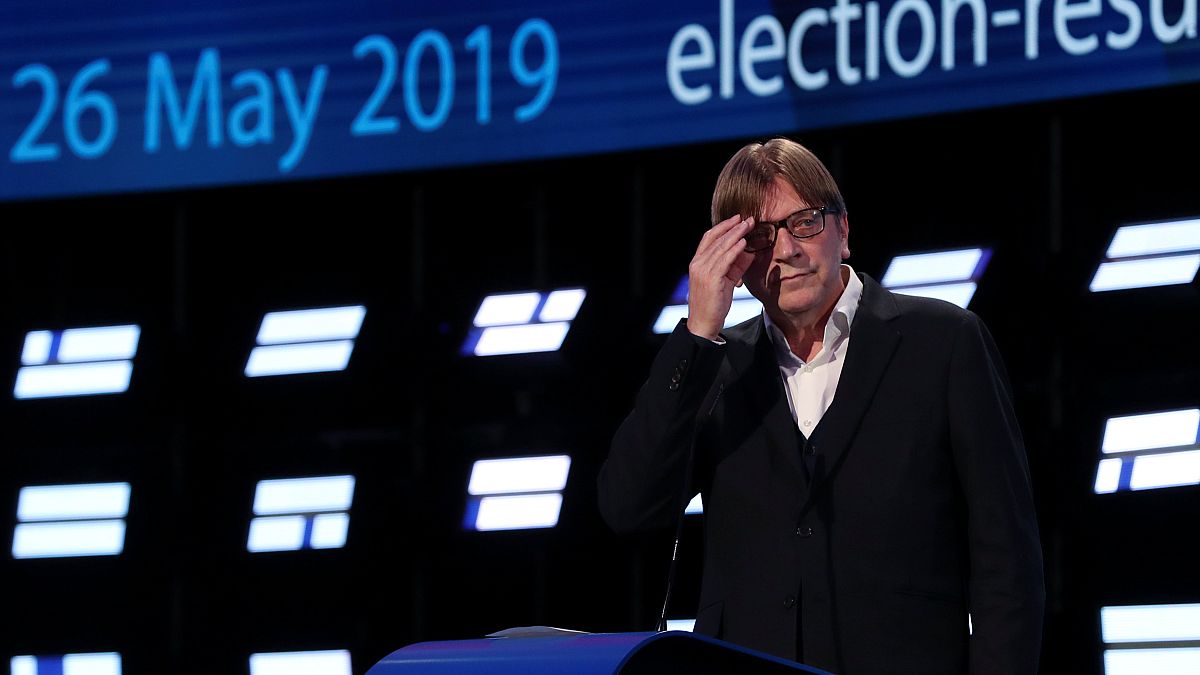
[
  {"x1": 667, "y1": 382, "x2": 679, "y2": 392},
  {"x1": 804, "y1": 444, "x2": 816, "y2": 457},
  {"x1": 783, "y1": 595, "x2": 796, "y2": 609},
  {"x1": 795, "y1": 526, "x2": 813, "y2": 537},
  {"x1": 679, "y1": 359, "x2": 688, "y2": 369}
]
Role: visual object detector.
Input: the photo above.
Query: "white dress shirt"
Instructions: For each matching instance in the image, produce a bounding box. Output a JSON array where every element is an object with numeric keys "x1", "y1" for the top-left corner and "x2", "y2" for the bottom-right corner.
[{"x1": 762, "y1": 265, "x2": 863, "y2": 439}]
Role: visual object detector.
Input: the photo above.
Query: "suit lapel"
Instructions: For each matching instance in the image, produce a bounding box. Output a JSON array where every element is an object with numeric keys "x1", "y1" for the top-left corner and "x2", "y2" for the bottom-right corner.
[
  {"x1": 725, "y1": 317, "x2": 808, "y2": 485},
  {"x1": 803, "y1": 275, "x2": 901, "y2": 507}
]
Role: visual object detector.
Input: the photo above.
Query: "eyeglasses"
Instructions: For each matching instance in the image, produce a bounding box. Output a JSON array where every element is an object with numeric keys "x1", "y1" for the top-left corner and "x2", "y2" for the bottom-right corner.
[{"x1": 744, "y1": 206, "x2": 838, "y2": 253}]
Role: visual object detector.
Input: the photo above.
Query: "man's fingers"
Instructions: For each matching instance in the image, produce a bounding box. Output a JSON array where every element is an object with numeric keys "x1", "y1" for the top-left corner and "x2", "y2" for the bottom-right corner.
[{"x1": 696, "y1": 214, "x2": 748, "y2": 256}]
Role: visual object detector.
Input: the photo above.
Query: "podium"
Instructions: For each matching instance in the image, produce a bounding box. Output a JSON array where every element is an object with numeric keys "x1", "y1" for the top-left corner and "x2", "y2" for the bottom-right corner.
[{"x1": 367, "y1": 630, "x2": 834, "y2": 674}]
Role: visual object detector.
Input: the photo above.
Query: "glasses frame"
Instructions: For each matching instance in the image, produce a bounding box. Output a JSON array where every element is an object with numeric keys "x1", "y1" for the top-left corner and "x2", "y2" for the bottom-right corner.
[{"x1": 743, "y1": 206, "x2": 839, "y2": 253}]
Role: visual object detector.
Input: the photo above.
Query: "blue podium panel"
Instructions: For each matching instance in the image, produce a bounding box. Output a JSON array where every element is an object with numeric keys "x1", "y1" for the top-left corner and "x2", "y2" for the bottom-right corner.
[{"x1": 368, "y1": 631, "x2": 834, "y2": 674}]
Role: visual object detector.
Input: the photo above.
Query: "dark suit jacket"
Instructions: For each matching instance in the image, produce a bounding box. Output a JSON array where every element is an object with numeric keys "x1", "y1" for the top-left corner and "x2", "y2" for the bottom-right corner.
[{"x1": 598, "y1": 274, "x2": 1044, "y2": 674}]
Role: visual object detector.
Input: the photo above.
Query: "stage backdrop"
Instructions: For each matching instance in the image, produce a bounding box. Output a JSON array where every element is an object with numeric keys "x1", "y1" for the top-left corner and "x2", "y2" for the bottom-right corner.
[{"x1": 2, "y1": 0, "x2": 1198, "y2": 201}]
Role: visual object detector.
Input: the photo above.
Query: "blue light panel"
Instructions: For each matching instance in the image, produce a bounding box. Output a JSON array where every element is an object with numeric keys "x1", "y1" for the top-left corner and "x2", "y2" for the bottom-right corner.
[
  {"x1": 1093, "y1": 409, "x2": 1200, "y2": 494},
  {"x1": 464, "y1": 455, "x2": 571, "y2": 531},
  {"x1": 1101, "y1": 603, "x2": 1200, "y2": 674},
  {"x1": 11, "y1": 653, "x2": 122, "y2": 675},
  {"x1": 653, "y1": 275, "x2": 762, "y2": 335},
  {"x1": 14, "y1": 325, "x2": 140, "y2": 399},
  {"x1": 245, "y1": 306, "x2": 365, "y2": 377},
  {"x1": 880, "y1": 248, "x2": 991, "y2": 309},
  {"x1": 1090, "y1": 218, "x2": 1200, "y2": 292},
  {"x1": 247, "y1": 476, "x2": 355, "y2": 552},
  {"x1": 463, "y1": 289, "x2": 586, "y2": 356},
  {"x1": 13, "y1": 483, "x2": 130, "y2": 559},
  {"x1": 249, "y1": 650, "x2": 351, "y2": 675}
]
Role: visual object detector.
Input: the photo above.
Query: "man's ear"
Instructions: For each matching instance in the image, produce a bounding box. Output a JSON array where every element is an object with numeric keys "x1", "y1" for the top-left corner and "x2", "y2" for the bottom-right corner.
[{"x1": 839, "y1": 214, "x2": 851, "y2": 260}]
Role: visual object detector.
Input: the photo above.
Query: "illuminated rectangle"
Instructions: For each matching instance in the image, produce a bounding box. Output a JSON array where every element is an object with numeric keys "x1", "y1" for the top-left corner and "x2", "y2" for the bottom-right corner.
[
  {"x1": 18, "y1": 483, "x2": 131, "y2": 521},
  {"x1": 11, "y1": 653, "x2": 122, "y2": 675},
  {"x1": 881, "y1": 249, "x2": 985, "y2": 287},
  {"x1": 1091, "y1": 218, "x2": 1200, "y2": 292},
  {"x1": 20, "y1": 330, "x2": 53, "y2": 366},
  {"x1": 653, "y1": 278, "x2": 763, "y2": 334},
  {"x1": 666, "y1": 619, "x2": 696, "y2": 632},
  {"x1": 1094, "y1": 457, "x2": 1123, "y2": 494},
  {"x1": 56, "y1": 326, "x2": 141, "y2": 363},
  {"x1": 14, "y1": 361, "x2": 134, "y2": 399},
  {"x1": 256, "y1": 306, "x2": 366, "y2": 344},
  {"x1": 1130, "y1": 450, "x2": 1200, "y2": 491},
  {"x1": 247, "y1": 515, "x2": 307, "y2": 552},
  {"x1": 889, "y1": 282, "x2": 978, "y2": 308},
  {"x1": 1102, "y1": 409, "x2": 1199, "y2": 454},
  {"x1": 537, "y1": 288, "x2": 586, "y2": 322},
  {"x1": 249, "y1": 650, "x2": 351, "y2": 675},
  {"x1": 474, "y1": 493, "x2": 563, "y2": 531},
  {"x1": 253, "y1": 476, "x2": 356, "y2": 515},
  {"x1": 248, "y1": 475, "x2": 355, "y2": 552},
  {"x1": 13, "y1": 520, "x2": 126, "y2": 558},
  {"x1": 472, "y1": 323, "x2": 570, "y2": 356},
  {"x1": 468, "y1": 456, "x2": 571, "y2": 495},
  {"x1": 473, "y1": 292, "x2": 543, "y2": 327},
  {"x1": 466, "y1": 287, "x2": 587, "y2": 356},
  {"x1": 244, "y1": 341, "x2": 355, "y2": 377},
  {"x1": 880, "y1": 248, "x2": 989, "y2": 309},
  {"x1": 1106, "y1": 218, "x2": 1200, "y2": 258},
  {"x1": 309, "y1": 513, "x2": 350, "y2": 549},
  {"x1": 685, "y1": 494, "x2": 703, "y2": 515},
  {"x1": 1104, "y1": 648, "x2": 1200, "y2": 675},
  {"x1": 1102, "y1": 603, "x2": 1200, "y2": 643},
  {"x1": 1090, "y1": 255, "x2": 1200, "y2": 292},
  {"x1": 13, "y1": 482, "x2": 131, "y2": 559}
]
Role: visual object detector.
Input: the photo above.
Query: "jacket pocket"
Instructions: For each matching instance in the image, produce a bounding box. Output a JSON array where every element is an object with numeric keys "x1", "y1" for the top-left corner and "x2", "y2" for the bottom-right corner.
[{"x1": 693, "y1": 600, "x2": 724, "y2": 638}]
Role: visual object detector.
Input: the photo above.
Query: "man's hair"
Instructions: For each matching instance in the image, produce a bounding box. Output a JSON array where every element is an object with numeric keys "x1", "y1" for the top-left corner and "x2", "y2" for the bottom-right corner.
[{"x1": 710, "y1": 138, "x2": 846, "y2": 226}]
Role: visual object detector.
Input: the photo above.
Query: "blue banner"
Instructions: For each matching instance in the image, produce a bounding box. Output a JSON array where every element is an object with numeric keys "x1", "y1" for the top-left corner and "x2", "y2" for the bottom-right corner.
[{"x1": 1, "y1": 0, "x2": 1197, "y2": 201}]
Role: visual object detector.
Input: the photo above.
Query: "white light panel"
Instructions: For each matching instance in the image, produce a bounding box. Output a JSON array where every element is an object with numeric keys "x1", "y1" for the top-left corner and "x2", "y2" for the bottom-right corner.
[
  {"x1": 474, "y1": 493, "x2": 563, "y2": 531},
  {"x1": 13, "y1": 483, "x2": 130, "y2": 559},
  {"x1": 538, "y1": 288, "x2": 586, "y2": 322},
  {"x1": 468, "y1": 456, "x2": 571, "y2": 495},
  {"x1": 11, "y1": 653, "x2": 122, "y2": 675},
  {"x1": 1091, "y1": 218, "x2": 1200, "y2": 292},
  {"x1": 1095, "y1": 409, "x2": 1200, "y2": 494},
  {"x1": 14, "y1": 324, "x2": 140, "y2": 399},
  {"x1": 653, "y1": 277, "x2": 763, "y2": 334},
  {"x1": 18, "y1": 483, "x2": 130, "y2": 521},
  {"x1": 880, "y1": 248, "x2": 989, "y2": 309},
  {"x1": 685, "y1": 494, "x2": 703, "y2": 515},
  {"x1": 666, "y1": 619, "x2": 696, "y2": 632},
  {"x1": 1102, "y1": 604, "x2": 1200, "y2": 643},
  {"x1": 472, "y1": 322, "x2": 571, "y2": 356},
  {"x1": 466, "y1": 288, "x2": 587, "y2": 356},
  {"x1": 248, "y1": 476, "x2": 355, "y2": 552},
  {"x1": 13, "y1": 520, "x2": 127, "y2": 559},
  {"x1": 246, "y1": 306, "x2": 365, "y2": 377},
  {"x1": 249, "y1": 650, "x2": 351, "y2": 675},
  {"x1": 473, "y1": 292, "x2": 542, "y2": 327},
  {"x1": 253, "y1": 476, "x2": 356, "y2": 515}
]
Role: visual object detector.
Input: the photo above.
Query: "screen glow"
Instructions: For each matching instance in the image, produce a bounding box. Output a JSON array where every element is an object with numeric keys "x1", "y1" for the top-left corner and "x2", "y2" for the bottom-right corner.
[
  {"x1": 1102, "y1": 409, "x2": 1199, "y2": 454},
  {"x1": 1102, "y1": 603, "x2": 1200, "y2": 643},
  {"x1": 537, "y1": 288, "x2": 586, "y2": 322},
  {"x1": 13, "y1": 520, "x2": 126, "y2": 558},
  {"x1": 18, "y1": 483, "x2": 130, "y2": 521},
  {"x1": 256, "y1": 306, "x2": 366, "y2": 344},
  {"x1": 14, "y1": 362, "x2": 134, "y2": 399},
  {"x1": 249, "y1": 650, "x2": 351, "y2": 675},
  {"x1": 468, "y1": 456, "x2": 571, "y2": 495},
  {"x1": 474, "y1": 493, "x2": 563, "y2": 531},
  {"x1": 20, "y1": 330, "x2": 53, "y2": 366},
  {"x1": 56, "y1": 326, "x2": 141, "y2": 363},
  {"x1": 1090, "y1": 255, "x2": 1200, "y2": 292},
  {"x1": 245, "y1": 341, "x2": 355, "y2": 377},
  {"x1": 473, "y1": 292, "x2": 542, "y2": 327},
  {"x1": 472, "y1": 322, "x2": 571, "y2": 356},
  {"x1": 1106, "y1": 218, "x2": 1200, "y2": 258},
  {"x1": 1130, "y1": 450, "x2": 1200, "y2": 491},
  {"x1": 881, "y1": 248, "x2": 985, "y2": 287},
  {"x1": 253, "y1": 476, "x2": 356, "y2": 515},
  {"x1": 11, "y1": 653, "x2": 122, "y2": 675}
]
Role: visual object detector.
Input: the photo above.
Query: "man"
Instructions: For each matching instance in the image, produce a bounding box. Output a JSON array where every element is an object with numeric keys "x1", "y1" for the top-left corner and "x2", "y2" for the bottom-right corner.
[{"x1": 598, "y1": 138, "x2": 1044, "y2": 673}]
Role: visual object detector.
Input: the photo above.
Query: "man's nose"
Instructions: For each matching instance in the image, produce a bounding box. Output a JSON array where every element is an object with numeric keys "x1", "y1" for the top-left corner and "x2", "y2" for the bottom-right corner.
[{"x1": 773, "y1": 228, "x2": 803, "y2": 260}]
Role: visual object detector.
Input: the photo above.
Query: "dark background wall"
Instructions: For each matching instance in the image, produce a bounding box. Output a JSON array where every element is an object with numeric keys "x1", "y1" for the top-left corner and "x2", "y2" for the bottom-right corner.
[{"x1": 1, "y1": 80, "x2": 1197, "y2": 674}]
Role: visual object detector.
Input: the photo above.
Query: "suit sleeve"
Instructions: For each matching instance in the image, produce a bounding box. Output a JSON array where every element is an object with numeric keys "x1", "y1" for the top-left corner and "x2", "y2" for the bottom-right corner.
[
  {"x1": 947, "y1": 312, "x2": 1046, "y2": 674},
  {"x1": 597, "y1": 319, "x2": 726, "y2": 533}
]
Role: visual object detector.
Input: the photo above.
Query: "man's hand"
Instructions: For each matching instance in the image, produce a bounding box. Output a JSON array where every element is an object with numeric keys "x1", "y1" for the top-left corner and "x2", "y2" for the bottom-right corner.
[{"x1": 686, "y1": 214, "x2": 756, "y2": 341}]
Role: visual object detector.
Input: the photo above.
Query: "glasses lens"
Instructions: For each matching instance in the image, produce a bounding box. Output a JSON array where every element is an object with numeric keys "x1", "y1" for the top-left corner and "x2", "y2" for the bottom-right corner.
[
  {"x1": 745, "y1": 223, "x2": 774, "y2": 251},
  {"x1": 786, "y1": 209, "x2": 824, "y2": 238}
]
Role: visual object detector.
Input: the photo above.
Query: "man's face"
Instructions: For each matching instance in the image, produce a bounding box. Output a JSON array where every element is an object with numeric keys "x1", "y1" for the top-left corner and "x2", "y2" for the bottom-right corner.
[{"x1": 742, "y1": 176, "x2": 850, "y2": 321}]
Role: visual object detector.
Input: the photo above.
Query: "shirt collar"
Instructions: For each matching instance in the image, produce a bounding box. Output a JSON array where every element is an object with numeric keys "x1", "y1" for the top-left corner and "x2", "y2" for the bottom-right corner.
[{"x1": 762, "y1": 264, "x2": 863, "y2": 360}]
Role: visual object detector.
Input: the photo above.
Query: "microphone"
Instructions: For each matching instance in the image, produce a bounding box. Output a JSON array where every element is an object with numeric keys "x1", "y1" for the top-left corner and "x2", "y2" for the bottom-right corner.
[{"x1": 656, "y1": 383, "x2": 723, "y2": 632}]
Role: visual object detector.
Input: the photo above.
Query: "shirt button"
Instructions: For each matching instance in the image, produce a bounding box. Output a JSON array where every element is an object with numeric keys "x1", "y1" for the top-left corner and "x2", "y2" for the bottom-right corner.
[
  {"x1": 783, "y1": 595, "x2": 796, "y2": 609},
  {"x1": 803, "y1": 419, "x2": 812, "y2": 428},
  {"x1": 796, "y1": 526, "x2": 813, "y2": 537}
]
